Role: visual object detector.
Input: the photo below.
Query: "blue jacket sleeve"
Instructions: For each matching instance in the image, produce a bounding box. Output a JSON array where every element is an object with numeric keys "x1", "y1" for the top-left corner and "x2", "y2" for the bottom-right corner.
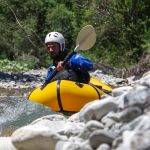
[
  {"x1": 44, "y1": 65, "x2": 55, "y2": 84},
  {"x1": 69, "y1": 53, "x2": 93, "y2": 71}
]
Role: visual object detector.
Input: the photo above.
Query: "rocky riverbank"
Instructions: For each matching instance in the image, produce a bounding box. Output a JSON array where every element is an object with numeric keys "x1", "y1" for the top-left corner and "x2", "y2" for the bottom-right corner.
[
  {"x1": 0, "y1": 69, "x2": 46, "y2": 90},
  {"x1": 0, "y1": 68, "x2": 46, "y2": 97},
  {"x1": 0, "y1": 70, "x2": 150, "y2": 150},
  {"x1": 0, "y1": 68, "x2": 129, "y2": 90},
  {"x1": 0, "y1": 68, "x2": 129, "y2": 97}
]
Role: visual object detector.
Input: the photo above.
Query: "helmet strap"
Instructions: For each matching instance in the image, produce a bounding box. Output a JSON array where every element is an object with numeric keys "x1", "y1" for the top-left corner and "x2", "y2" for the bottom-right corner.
[{"x1": 61, "y1": 43, "x2": 65, "y2": 51}]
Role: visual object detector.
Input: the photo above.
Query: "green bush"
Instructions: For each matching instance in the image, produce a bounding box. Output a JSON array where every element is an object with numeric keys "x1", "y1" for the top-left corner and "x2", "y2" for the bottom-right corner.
[
  {"x1": 0, "y1": 0, "x2": 149, "y2": 68},
  {"x1": 0, "y1": 59, "x2": 37, "y2": 72}
]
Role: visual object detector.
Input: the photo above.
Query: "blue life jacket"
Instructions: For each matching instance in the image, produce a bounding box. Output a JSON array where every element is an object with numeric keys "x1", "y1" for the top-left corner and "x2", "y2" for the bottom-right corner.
[{"x1": 45, "y1": 52, "x2": 93, "y2": 84}]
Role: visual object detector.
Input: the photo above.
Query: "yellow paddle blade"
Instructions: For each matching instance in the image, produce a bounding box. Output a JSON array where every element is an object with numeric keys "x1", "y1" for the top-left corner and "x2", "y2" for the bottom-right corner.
[{"x1": 76, "y1": 25, "x2": 96, "y2": 51}]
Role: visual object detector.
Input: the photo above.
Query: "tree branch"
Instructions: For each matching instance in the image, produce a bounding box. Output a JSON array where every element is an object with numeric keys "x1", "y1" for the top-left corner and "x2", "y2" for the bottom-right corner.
[{"x1": 9, "y1": 6, "x2": 37, "y2": 48}]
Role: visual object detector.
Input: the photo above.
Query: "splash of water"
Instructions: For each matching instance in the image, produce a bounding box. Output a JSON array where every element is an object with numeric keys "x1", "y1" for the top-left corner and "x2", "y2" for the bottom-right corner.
[{"x1": 0, "y1": 96, "x2": 54, "y2": 136}]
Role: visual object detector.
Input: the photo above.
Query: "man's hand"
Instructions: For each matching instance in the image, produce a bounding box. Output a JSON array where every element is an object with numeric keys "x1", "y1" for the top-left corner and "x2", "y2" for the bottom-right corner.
[{"x1": 56, "y1": 61, "x2": 64, "y2": 71}]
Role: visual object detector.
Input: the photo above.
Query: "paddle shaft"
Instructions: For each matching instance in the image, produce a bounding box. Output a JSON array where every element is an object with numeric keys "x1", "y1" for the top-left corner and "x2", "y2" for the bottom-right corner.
[{"x1": 42, "y1": 51, "x2": 76, "y2": 88}]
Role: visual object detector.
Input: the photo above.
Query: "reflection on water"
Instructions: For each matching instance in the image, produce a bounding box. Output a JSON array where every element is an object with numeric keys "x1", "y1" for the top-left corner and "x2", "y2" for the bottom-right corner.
[{"x1": 0, "y1": 96, "x2": 54, "y2": 136}]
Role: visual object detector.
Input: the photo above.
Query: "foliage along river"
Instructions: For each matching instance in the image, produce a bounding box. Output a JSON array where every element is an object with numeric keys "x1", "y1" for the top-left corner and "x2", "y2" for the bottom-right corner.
[{"x1": 0, "y1": 88, "x2": 54, "y2": 136}]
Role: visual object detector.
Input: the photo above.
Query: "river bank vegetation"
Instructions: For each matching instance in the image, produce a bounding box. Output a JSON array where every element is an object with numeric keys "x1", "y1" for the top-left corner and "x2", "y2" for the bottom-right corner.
[{"x1": 0, "y1": 0, "x2": 149, "y2": 73}]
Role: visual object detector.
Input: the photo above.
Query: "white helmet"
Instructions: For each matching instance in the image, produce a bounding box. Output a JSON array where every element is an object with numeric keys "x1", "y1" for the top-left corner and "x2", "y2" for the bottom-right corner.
[{"x1": 45, "y1": 32, "x2": 65, "y2": 51}]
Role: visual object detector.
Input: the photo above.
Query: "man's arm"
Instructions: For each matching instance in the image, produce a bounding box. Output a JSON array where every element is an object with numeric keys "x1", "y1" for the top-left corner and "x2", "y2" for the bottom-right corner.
[
  {"x1": 43, "y1": 65, "x2": 55, "y2": 85},
  {"x1": 69, "y1": 53, "x2": 93, "y2": 71}
]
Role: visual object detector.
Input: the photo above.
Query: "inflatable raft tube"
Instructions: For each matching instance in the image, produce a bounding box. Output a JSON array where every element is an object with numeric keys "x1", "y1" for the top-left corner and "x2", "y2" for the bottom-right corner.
[{"x1": 28, "y1": 77, "x2": 112, "y2": 112}]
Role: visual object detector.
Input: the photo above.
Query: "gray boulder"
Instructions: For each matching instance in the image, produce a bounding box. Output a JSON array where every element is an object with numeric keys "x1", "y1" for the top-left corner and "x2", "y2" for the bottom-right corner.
[
  {"x1": 11, "y1": 125, "x2": 67, "y2": 150},
  {"x1": 79, "y1": 97, "x2": 117, "y2": 122}
]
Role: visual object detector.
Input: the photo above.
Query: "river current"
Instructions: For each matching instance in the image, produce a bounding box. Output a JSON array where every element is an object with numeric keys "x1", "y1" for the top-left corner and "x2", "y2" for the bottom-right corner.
[{"x1": 0, "y1": 88, "x2": 54, "y2": 136}]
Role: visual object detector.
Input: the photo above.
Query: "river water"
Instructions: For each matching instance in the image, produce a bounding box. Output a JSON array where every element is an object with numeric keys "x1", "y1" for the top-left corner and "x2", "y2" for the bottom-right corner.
[{"x1": 0, "y1": 88, "x2": 54, "y2": 136}]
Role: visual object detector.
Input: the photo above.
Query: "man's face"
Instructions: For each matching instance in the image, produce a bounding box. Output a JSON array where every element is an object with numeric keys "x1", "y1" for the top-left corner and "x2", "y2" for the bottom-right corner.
[{"x1": 46, "y1": 42, "x2": 61, "y2": 58}]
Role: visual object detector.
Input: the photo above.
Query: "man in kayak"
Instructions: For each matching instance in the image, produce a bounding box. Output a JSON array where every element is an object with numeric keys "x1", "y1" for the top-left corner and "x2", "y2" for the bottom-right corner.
[{"x1": 43, "y1": 32, "x2": 93, "y2": 86}]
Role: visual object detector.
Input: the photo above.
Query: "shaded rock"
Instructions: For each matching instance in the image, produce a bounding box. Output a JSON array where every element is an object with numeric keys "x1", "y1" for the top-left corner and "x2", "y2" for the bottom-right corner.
[
  {"x1": 126, "y1": 76, "x2": 136, "y2": 84},
  {"x1": 116, "y1": 106, "x2": 142, "y2": 122},
  {"x1": 112, "y1": 86, "x2": 133, "y2": 97},
  {"x1": 30, "y1": 115, "x2": 85, "y2": 137},
  {"x1": 79, "y1": 120, "x2": 104, "y2": 139},
  {"x1": 115, "y1": 93, "x2": 128, "y2": 110},
  {"x1": 140, "y1": 77, "x2": 150, "y2": 87},
  {"x1": 109, "y1": 122, "x2": 123, "y2": 137},
  {"x1": 101, "y1": 108, "x2": 141, "y2": 123},
  {"x1": 67, "y1": 112, "x2": 80, "y2": 122},
  {"x1": 31, "y1": 114, "x2": 67, "y2": 123},
  {"x1": 11, "y1": 125, "x2": 67, "y2": 150},
  {"x1": 79, "y1": 97, "x2": 117, "y2": 122},
  {"x1": 121, "y1": 115, "x2": 150, "y2": 132},
  {"x1": 89, "y1": 130, "x2": 117, "y2": 149},
  {"x1": 134, "y1": 115, "x2": 150, "y2": 131},
  {"x1": 119, "y1": 85, "x2": 150, "y2": 109},
  {"x1": 101, "y1": 112, "x2": 118, "y2": 128},
  {"x1": 112, "y1": 136, "x2": 123, "y2": 149},
  {"x1": 144, "y1": 105, "x2": 150, "y2": 114},
  {"x1": 91, "y1": 70, "x2": 128, "y2": 87},
  {"x1": 62, "y1": 121, "x2": 85, "y2": 137},
  {"x1": 143, "y1": 71, "x2": 150, "y2": 77},
  {"x1": 117, "y1": 130, "x2": 150, "y2": 150},
  {"x1": 135, "y1": 71, "x2": 150, "y2": 87},
  {"x1": 56, "y1": 137, "x2": 92, "y2": 150}
]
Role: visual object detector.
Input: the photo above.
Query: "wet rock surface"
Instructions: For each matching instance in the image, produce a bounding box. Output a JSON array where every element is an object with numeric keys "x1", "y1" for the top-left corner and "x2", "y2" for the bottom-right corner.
[
  {"x1": 0, "y1": 70, "x2": 150, "y2": 150},
  {"x1": 0, "y1": 68, "x2": 46, "y2": 90}
]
